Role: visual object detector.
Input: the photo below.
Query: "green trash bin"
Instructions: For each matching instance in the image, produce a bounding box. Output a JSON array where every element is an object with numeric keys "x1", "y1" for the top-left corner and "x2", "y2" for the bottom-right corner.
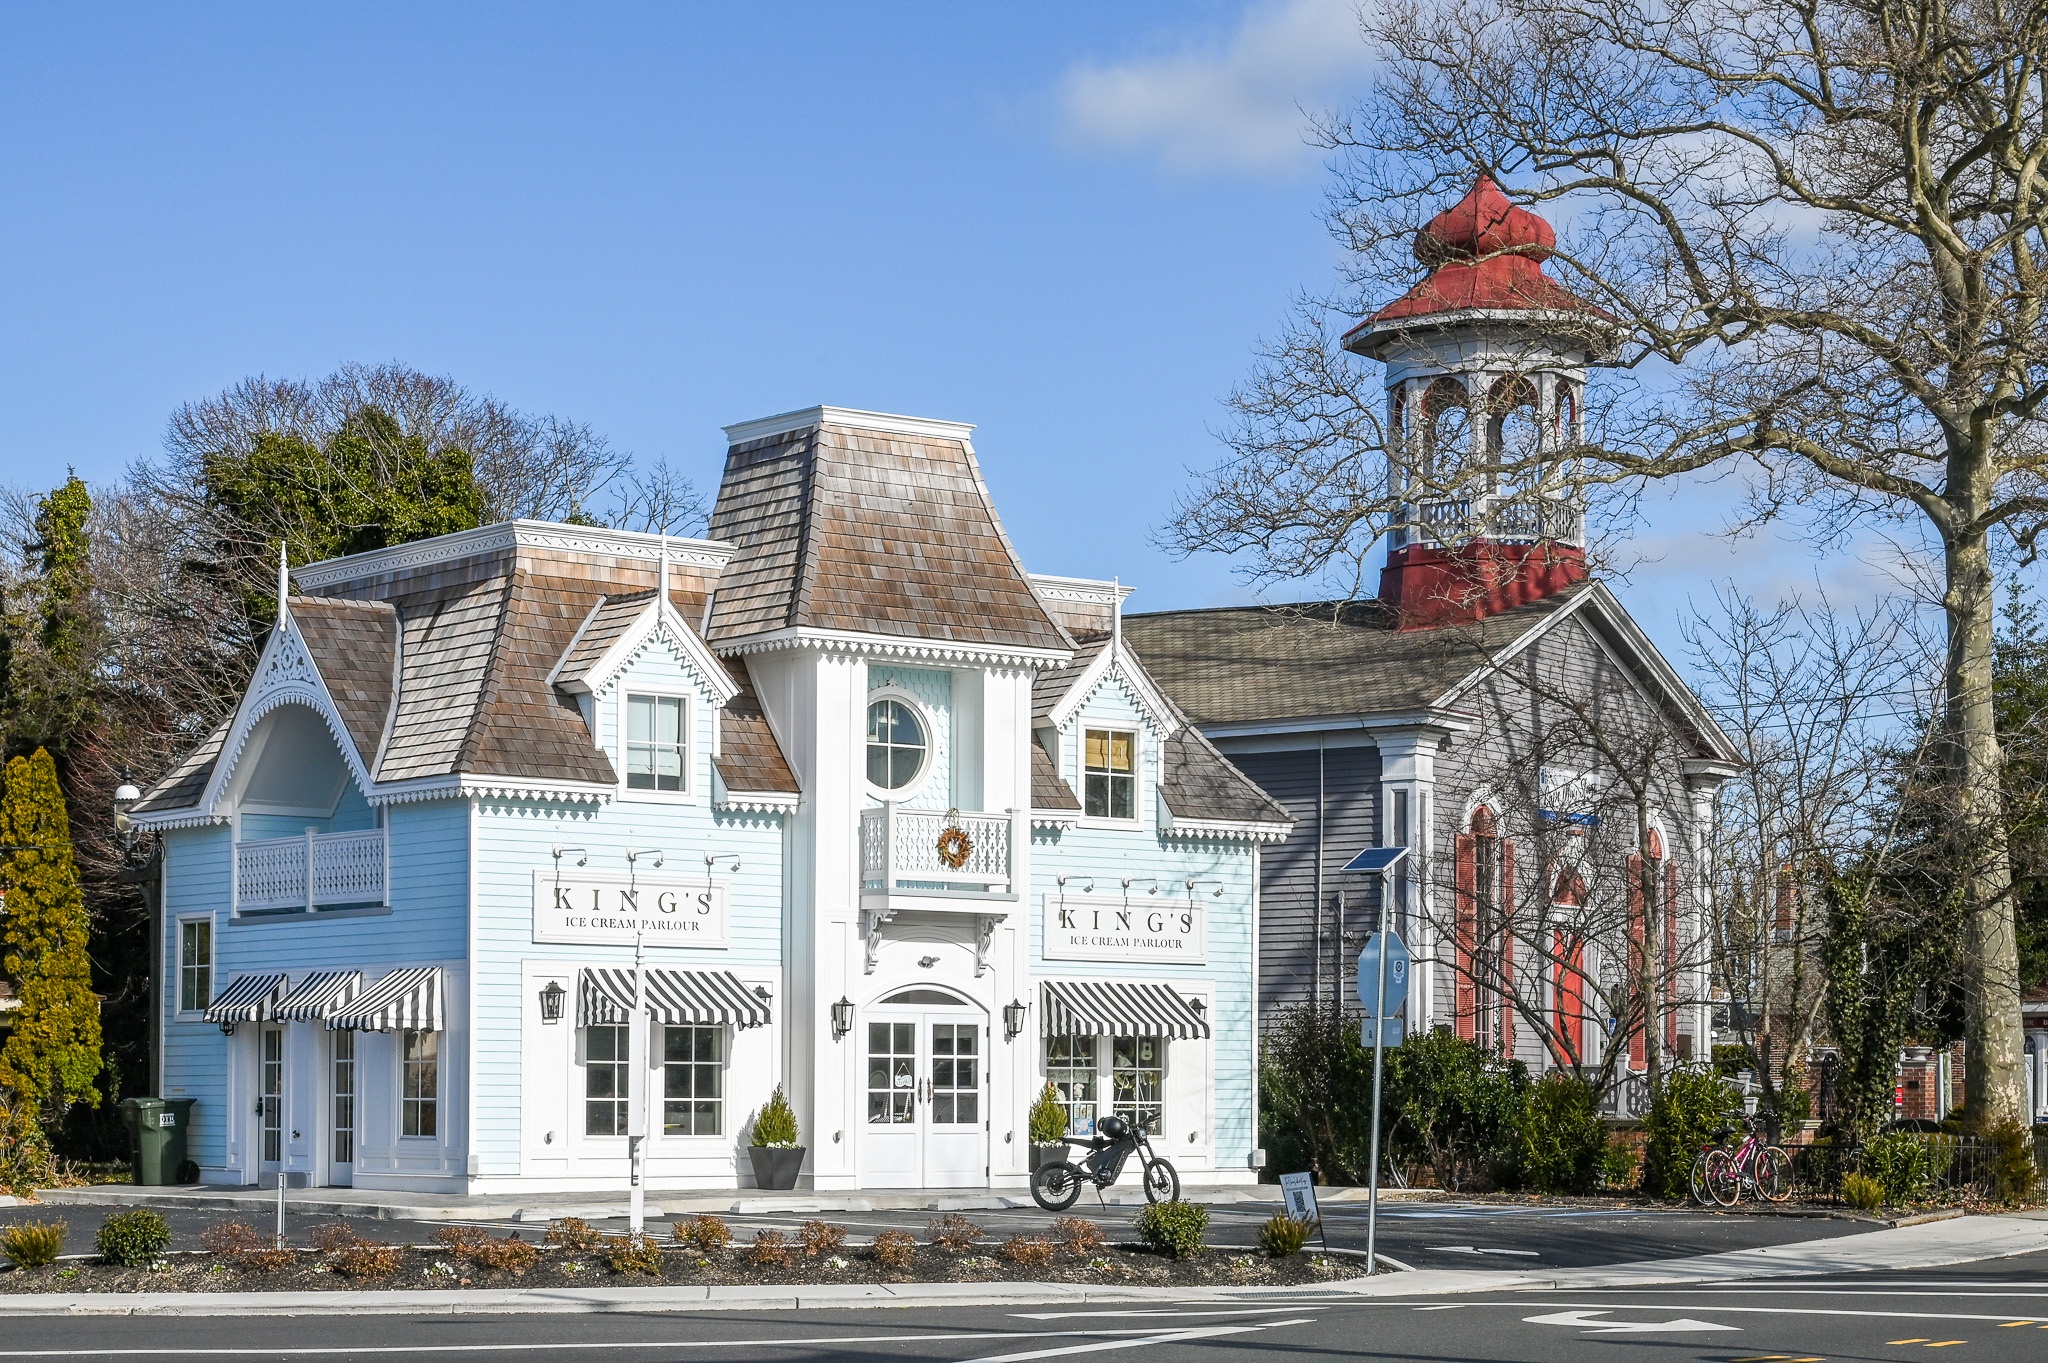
[{"x1": 119, "y1": 1098, "x2": 196, "y2": 1186}]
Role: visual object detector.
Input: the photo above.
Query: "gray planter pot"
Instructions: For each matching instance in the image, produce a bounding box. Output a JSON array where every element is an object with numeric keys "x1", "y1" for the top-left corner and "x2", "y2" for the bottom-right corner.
[
  {"x1": 748, "y1": 1145, "x2": 805, "y2": 1190},
  {"x1": 1030, "y1": 1143, "x2": 1069, "y2": 1172}
]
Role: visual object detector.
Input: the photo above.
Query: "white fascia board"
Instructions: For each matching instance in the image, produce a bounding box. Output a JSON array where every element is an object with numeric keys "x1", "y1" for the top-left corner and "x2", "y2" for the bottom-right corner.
[
  {"x1": 1196, "y1": 708, "x2": 1478, "y2": 744},
  {"x1": 1046, "y1": 640, "x2": 1180, "y2": 738},
  {"x1": 715, "y1": 626, "x2": 1073, "y2": 671},
  {"x1": 1160, "y1": 812, "x2": 1293, "y2": 844},
  {"x1": 1029, "y1": 574, "x2": 1136, "y2": 607},
  {"x1": 197, "y1": 607, "x2": 379, "y2": 819},
  {"x1": 293, "y1": 520, "x2": 736, "y2": 593},
  {"x1": 561, "y1": 594, "x2": 742, "y2": 708},
  {"x1": 369, "y1": 774, "x2": 615, "y2": 806},
  {"x1": 722, "y1": 406, "x2": 976, "y2": 446},
  {"x1": 127, "y1": 807, "x2": 231, "y2": 831}
]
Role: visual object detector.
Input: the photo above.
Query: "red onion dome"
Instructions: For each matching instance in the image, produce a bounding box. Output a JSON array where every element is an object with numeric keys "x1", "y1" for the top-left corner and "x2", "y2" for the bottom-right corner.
[{"x1": 1413, "y1": 175, "x2": 1556, "y2": 265}]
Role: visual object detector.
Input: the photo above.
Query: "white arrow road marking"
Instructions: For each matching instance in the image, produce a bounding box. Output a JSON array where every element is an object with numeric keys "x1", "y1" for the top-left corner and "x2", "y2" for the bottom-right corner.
[
  {"x1": 955, "y1": 1318, "x2": 1316, "y2": 1362},
  {"x1": 1524, "y1": 1310, "x2": 1741, "y2": 1334},
  {"x1": 1426, "y1": 1245, "x2": 1540, "y2": 1256}
]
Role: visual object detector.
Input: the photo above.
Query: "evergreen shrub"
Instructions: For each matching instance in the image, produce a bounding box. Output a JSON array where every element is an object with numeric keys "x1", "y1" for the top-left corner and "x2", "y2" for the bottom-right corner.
[
  {"x1": 1860, "y1": 1131, "x2": 1935, "y2": 1204},
  {"x1": 94, "y1": 1208, "x2": 171, "y2": 1266},
  {"x1": 1254, "y1": 1213, "x2": 1314, "y2": 1258},
  {"x1": 1840, "y1": 1171, "x2": 1885, "y2": 1211},
  {"x1": 1643, "y1": 1069, "x2": 1739, "y2": 1199},
  {"x1": 751, "y1": 1087, "x2": 800, "y2": 1147},
  {"x1": 0, "y1": 1220, "x2": 65, "y2": 1267},
  {"x1": 1519, "y1": 1072, "x2": 1606, "y2": 1194},
  {"x1": 1133, "y1": 1200, "x2": 1207, "y2": 1259},
  {"x1": 1029, "y1": 1083, "x2": 1069, "y2": 1144}
]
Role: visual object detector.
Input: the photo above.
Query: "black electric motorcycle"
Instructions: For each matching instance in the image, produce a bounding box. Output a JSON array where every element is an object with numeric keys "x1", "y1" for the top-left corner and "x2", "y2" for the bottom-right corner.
[{"x1": 1029, "y1": 1111, "x2": 1180, "y2": 1210}]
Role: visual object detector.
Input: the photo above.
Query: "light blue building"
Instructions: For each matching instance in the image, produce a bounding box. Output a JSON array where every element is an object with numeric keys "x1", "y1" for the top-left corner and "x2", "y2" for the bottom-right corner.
[{"x1": 131, "y1": 407, "x2": 1291, "y2": 1194}]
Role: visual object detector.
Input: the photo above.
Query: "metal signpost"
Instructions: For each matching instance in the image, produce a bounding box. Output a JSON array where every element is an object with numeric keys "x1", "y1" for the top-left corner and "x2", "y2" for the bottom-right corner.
[{"x1": 1343, "y1": 845, "x2": 1411, "y2": 1277}]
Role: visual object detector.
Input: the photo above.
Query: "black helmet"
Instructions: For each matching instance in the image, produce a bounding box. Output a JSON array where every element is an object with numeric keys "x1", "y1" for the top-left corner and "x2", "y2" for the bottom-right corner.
[{"x1": 1096, "y1": 1114, "x2": 1130, "y2": 1140}]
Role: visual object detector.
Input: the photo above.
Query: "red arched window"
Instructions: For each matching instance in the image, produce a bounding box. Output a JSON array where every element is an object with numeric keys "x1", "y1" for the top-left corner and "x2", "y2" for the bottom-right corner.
[
  {"x1": 1624, "y1": 828, "x2": 1679, "y2": 1069},
  {"x1": 1550, "y1": 869, "x2": 1587, "y2": 1068},
  {"x1": 1454, "y1": 805, "x2": 1515, "y2": 1055}
]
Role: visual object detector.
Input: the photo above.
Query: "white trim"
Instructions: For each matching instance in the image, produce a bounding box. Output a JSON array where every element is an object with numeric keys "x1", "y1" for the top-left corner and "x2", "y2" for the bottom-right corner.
[
  {"x1": 1156, "y1": 816, "x2": 1291, "y2": 844},
  {"x1": 714, "y1": 626, "x2": 1072, "y2": 671},
  {"x1": 1030, "y1": 813, "x2": 1082, "y2": 830},
  {"x1": 616, "y1": 687, "x2": 698, "y2": 805},
  {"x1": 129, "y1": 808, "x2": 231, "y2": 831},
  {"x1": 721, "y1": 405, "x2": 976, "y2": 446},
  {"x1": 863, "y1": 687, "x2": 937, "y2": 803},
  {"x1": 561, "y1": 595, "x2": 742, "y2": 709},
  {"x1": 292, "y1": 521, "x2": 736, "y2": 593},
  {"x1": 198, "y1": 609, "x2": 378, "y2": 821},
  {"x1": 370, "y1": 775, "x2": 614, "y2": 807},
  {"x1": 714, "y1": 791, "x2": 800, "y2": 814},
  {"x1": 1045, "y1": 642, "x2": 1179, "y2": 739},
  {"x1": 173, "y1": 913, "x2": 216, "y2": 1021},
  {"x1": 1028, "y1": 575, "x2": 1136, "y2": 608}
]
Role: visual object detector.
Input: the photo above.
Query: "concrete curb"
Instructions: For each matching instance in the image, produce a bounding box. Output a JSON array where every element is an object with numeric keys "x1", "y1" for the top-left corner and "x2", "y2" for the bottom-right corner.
[{"x1": 1, "y1": 1213, "x2": 2043, "y2": 1316}]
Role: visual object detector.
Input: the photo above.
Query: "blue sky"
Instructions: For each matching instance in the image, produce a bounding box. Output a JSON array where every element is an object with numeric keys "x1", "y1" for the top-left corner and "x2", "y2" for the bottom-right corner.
[{"x1": 0, "y1": 1, "x2": 1901, "y2": 660}]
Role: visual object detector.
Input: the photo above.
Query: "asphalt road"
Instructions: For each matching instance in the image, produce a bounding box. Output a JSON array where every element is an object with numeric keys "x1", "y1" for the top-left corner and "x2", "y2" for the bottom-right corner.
[
  {"x1": 4, "y1": 1194, "x2": 1863, "y2": 1270},
  {"x1": 2, "y1": 1249, "x2": 2045, "y2": 1361}
]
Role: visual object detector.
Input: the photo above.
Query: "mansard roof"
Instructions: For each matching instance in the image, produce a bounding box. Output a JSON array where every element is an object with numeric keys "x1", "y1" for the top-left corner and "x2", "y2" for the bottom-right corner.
[
  {"x1": 703, "y1": 408, "x2": 1070, "y2": 657},
  {"x1": 713, "y1": 658, "x2": 801, "y2": 805},
  {"x1": 288, "y1": 598, "x2": 398, "y2": 768},
  {"x1": 1030, "y1": 741, "x2": 1081, "y2": 816}
]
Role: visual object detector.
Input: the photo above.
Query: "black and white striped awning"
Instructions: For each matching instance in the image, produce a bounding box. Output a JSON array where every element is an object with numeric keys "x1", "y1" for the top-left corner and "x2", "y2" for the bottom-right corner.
[
  {"x1": 203, "y1": 973, "x2": 287, "y2": 1025},
  {"x1": 327, "y1": 967, "x2": 444, "y2": 1032},
  {"x1": 1040, "y1": 980, "x2": 1211, "y2": 1040},
  {"x1": 578, "y1": 968, "x2": 770, "y2": 1030},
  {"x1": 274, "y1": 971, "x2": 361, "y2": 1023}
]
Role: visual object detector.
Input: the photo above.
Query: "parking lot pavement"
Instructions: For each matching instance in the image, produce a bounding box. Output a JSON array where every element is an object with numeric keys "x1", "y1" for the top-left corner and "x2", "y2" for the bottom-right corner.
[{"x1": 2, "y1": 1191, "x2": 1867, "y2": 1270}]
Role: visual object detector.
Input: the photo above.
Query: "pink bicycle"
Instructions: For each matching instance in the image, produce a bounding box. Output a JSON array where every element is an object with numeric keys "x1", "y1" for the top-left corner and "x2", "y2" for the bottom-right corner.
[{"x1": 1700, "y1": 1113, "x2": 1792, "y2": 1205}]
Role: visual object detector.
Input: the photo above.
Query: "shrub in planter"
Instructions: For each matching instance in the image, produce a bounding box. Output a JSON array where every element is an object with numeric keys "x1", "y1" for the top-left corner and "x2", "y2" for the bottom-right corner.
[
  {"x1": 201, "y1": 1221, "x2": 261, "y2": 1257},
  {"x1": 743, "y1": 1230, "x2": 793, "y2": 1268},
  {"x1": 1987, "y1": 1120, "x2": 2041, "y2": 1203},
  {"x1": 1642, "y1": 1068, "x2": 1739, "y2": 1200},
  {"x1": 545, "y1": 1217, "x2": 607, "y2": 1251},
  {"x1": 870, "y1": 1229, "x2": 916, "y2": 1271},
  {"x1": 1000, "y1": 1234, "x2": 1055, "y2": 1269},
  {"x1": 0, "y1": 1220, "x2": 65, "y2": 1268},
  {"x1": 1860, "y1": 1132, "x2": 1935, "y2": 1204},
  {"x1": 1840, "y1": 1171, "x2": 1885, "y2": 1211},
  {"x1": 603, "y1": 1234, "x2": 664, "y2": 1276},
  {"x1": 674, "y1": 1215, "x2": 733, "y2": 1253},
  {"x1": 927, "y1": 1214, "x2": 982, "y2": 1250},
  {"x1": 1051, "y1": 1217, "x2": 1105, "y2": 1255},
  {"x1": 748, "y1": 1086, "x2": 806, "y2": 1191},
  {"x1": 331, "y1": 1241, "x2": 402, "y2": 1278},
  {"x1": 1254, "y1": 1213, "x2": 1314, "y2": 1258},
  {"x1": 1029, "y1": 1083, "x2": 1071, "y2": 1170},
  {"x1": 1134, "y1": 1200, "x2": 1207, "y2": 1259},
  {"x1": 466, "y1": 1235, "x2": 538, "y2": 1274},
  {"x1": 799, "y1": 1220, "x2": 847, "y2": 1257},
  {"x1": 311, "y1": 1223, "x2": 364, "y2": 1252},
  {"x1": 1519, "y1": 1072, "x2": 1606, "y2": 1195},
  {"x1": 96, "y1": 1208, "x2": 172, "y2": 1266}
]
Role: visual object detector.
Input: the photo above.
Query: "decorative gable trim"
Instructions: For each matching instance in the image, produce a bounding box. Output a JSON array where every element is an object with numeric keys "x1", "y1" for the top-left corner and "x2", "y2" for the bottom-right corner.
[
  {"x1": 560, "y1": 594, "x2": 742, "y2": 709},
  {"x1": 368, "y1": 774, "x2": 614, "y2": 807},
  {"x1": 195, "y1": 608, "x2": 379, "y2": 819},
  {"x1": 1157, "y1": 813, "x2": 1292, "y2": 844},
  {"x1": 1046, "y1": 641, "x2": 1179, "y2": 738}
]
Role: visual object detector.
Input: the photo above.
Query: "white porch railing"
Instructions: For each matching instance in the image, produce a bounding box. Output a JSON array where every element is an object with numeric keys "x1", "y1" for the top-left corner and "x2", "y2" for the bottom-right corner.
[
  {"x1": 860, "y1": 804, "x2": 1017, "y2": 896},
  {"x1": 235, "y1": 829, "x2": 387, "y2": 912},
  {"x1": 1403, "y1": 495, "x2": 1586, "y2": 548}
]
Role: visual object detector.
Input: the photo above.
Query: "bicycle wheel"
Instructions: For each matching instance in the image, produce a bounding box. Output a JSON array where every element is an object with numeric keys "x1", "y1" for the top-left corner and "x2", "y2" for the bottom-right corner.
[
  {"x1": 1142, "y1": 1157, "x2": 1181, "y2": 1204},
  {"x1": 1703, "y1": 1148, "x2": 1742, "y2": 1206},
  {"x1": 1755, "y1": 1146, "x2": 1793, "y2": 1202},
  {"x1": 1688, "y1": 1151, "x2": 1712, "y2": 1206},
  {"x1": 1031, "y1": 1161, "x2": 1085, "y2": 1212}
]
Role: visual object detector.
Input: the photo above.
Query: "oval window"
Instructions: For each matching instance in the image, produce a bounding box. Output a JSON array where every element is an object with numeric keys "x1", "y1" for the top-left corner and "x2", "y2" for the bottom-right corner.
[{"x1": 866, "y1": 698, "x2": 927, "y2": 790}]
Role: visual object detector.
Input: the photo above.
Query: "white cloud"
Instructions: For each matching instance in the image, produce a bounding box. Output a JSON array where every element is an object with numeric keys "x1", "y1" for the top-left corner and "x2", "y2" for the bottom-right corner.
[{"x1": 1058, "y1": 0, "x2": 1374, "y2": 176}]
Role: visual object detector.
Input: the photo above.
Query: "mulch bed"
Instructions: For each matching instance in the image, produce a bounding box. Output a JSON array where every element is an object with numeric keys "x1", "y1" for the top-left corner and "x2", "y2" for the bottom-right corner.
[{"x1": 0, "y1": 1228, "x2": 1359, "y2": 1294}]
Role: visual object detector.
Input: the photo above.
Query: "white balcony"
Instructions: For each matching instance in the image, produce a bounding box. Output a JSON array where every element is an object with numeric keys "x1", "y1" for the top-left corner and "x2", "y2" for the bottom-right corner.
[
  {"x1": 1402, "y1": 495, "x2": 1585, "y2": 549},
  {"x1": 860, "y1": 804, "x2": 1019, "y2": 899},
  {"x1": 235, "y1": 829, "x2": 387, "y2": 913}
]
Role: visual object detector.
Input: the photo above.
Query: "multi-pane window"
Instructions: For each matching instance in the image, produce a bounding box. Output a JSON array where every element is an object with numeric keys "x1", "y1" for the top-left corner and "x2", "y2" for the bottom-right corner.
[
  {"x1": 1111, "y1": 1036, "x2": 1164, "y2": 1134},
  {"x1": 1083, "y1": 729, "x2": 1136, "y2": 820},
  {"x1": 866, "y1": 698, "x2": 926, "y2": 790},
  {"x1": 625, "y1": 694, "x2": 687, "y2": 792},
  {"x1": 401, "y1": 1029, "x2": 439, "y2": 1139},
  {"x1": 866, "y1": 1021, "x2": 916, "y2": 1125},
  {"x1": 178, "y1": 918, "x2": 212, "y2": 1013},
  {"x1": 1045, "y1": 1035, "x2": 1099, "y2": 1135},
  {"x1": 584, "y1": 1025, "x2": 629, "y2": 1136},
  {"x1": 929, "y1": 1023, "x2": 979, "y2": 1125},
  {"x1": 662, "y1": 1025, "x2": 722, "y2": 1136},
  {"x1": 259, "y1": 1026, "x2": 283, "y2": 1163},
  {"x1": 331, "y1": 1029, "x2": 356, "y2": 1165}
]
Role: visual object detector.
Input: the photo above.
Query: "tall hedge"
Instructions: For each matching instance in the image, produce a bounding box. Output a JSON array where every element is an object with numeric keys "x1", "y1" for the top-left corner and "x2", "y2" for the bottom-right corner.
[{"x1": 0, "y1": 749, "x2": 102, "y2": 1120}]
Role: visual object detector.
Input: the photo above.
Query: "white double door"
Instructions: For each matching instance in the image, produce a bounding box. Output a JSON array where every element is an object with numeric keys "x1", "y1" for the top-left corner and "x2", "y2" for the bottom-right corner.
[
  {"x1": 252, "y1": 1025, "x2": 357, "y2": 1187},
  {"x1": 862, "y1": 1007, "x2": 986, "y2": 1188}
]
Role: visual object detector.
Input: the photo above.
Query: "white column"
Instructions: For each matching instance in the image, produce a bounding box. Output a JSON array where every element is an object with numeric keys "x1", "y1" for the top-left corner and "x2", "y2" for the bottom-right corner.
[{"x1": 1372, "y1": 727, "x2": 1442, "y2": 1029}]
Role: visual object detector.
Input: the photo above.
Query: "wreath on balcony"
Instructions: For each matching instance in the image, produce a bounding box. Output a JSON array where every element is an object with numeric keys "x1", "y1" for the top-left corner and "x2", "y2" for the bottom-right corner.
[{"x1": 936, "y1": 814, "x2": 974, "y2": 870}]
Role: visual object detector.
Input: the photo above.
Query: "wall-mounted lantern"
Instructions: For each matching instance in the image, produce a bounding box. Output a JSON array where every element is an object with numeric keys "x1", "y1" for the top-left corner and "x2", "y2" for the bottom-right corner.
[
  {"x1": 539, "y1": 980, "x2": 566, "y2": 1024},
  {"x1": 1003, "y1": 999, "x2": 1027, "y2": 1040},
  {"x1": 830, "y1": 996, "x2": 854, "y2": 1041},
  {"x1": 1187, "y1": 997, "x2": 1207, "y2": 1021}
]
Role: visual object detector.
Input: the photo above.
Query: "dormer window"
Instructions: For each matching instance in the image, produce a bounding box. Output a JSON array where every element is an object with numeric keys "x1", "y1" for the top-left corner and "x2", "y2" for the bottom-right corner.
[
  {"x1": 866, "y1": 697, "x2": 928, "y2": 792},
  {"x1": 1084, "y1": 728, "x2": 1137, "y2": 821},
  {"x1": 625, "y1": 694, "x2": 687, "y2": 793}
]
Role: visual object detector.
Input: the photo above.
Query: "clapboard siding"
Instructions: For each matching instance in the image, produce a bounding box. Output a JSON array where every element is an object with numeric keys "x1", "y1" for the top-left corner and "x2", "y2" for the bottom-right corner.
[{"x1": 1226, "y1": 745, "x2": 1381, "y2": 1018}]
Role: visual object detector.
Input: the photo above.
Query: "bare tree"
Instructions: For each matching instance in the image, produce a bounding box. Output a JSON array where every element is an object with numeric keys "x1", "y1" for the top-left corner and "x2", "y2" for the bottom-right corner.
[{"x1": 1164, "y1": 0, "x2": 2048, "y2": 1127}]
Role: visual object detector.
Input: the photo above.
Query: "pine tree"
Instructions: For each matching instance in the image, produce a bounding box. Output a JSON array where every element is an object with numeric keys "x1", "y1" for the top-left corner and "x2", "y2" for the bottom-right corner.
[{"x1": 0, "y1": 748, "x2": 102, "y2": 1120}]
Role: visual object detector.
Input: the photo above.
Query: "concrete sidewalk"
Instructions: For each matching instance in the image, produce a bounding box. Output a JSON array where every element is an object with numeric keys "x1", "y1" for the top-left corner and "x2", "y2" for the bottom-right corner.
[
  {"x1": 1, "y1": 1209, "x2": 2041, "y2": 1317},
  {"x1": 23, "y1": 1180, "x2": 1428, "y2": 1224}
]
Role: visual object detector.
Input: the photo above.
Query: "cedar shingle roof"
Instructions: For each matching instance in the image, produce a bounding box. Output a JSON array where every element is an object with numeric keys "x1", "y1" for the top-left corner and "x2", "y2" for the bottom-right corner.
[
  {"x1": 715, "y1": 658, "x2": 800, "y2": 798},
  {"x1": 1031, "y1": 741, "x2": 1080, "y2": 813},
  {"x1": 1035, "y1": 637, "x2": 1105, "y2": 721},
  {"x1": 131, "y1": 715, "x2": 231, "y2": 816},
  {"x1": 1122, "y1": 589, "x2": 1583, "y2": 728},
  {"x1": 703, "y1": 419, "x2": 1068, "y2": 653},
  {"x1": 289, "y1": 599, "x2": 398, "y2": 769},
  {"x1": 553, "y1": 593, "x2": 654, "y2": 690},
  {"x1": 1160, "y1": 726, "x2": 1291, "y2": 828},
  {"x1": 453, "y1": 568, "x2": 620, "y2": 786}
]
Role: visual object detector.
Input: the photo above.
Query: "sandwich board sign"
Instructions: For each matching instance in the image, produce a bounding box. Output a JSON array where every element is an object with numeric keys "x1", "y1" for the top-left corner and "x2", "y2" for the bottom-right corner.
[{"x1": 1278, "y1": 1171, "x2": 1328, "y2": 1250}]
